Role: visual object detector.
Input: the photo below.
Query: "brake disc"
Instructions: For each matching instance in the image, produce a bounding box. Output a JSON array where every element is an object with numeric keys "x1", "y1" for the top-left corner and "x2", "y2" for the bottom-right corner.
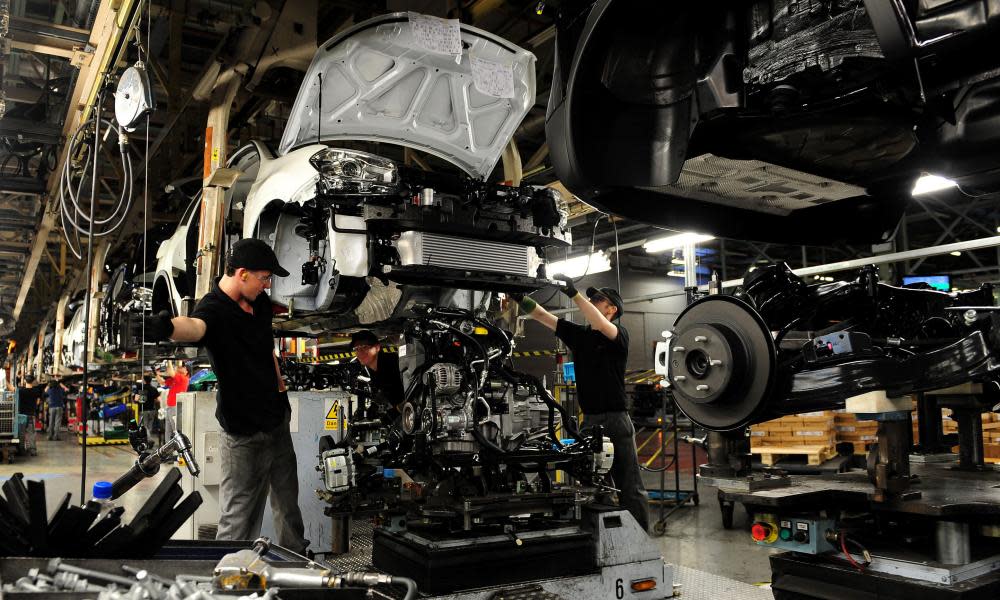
[{"x1": 668, "y1": 295, "x2": 776, "y2": 431}]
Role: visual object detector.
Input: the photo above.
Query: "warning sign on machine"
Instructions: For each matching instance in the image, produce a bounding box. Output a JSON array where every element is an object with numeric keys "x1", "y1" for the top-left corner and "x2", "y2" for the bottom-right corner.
[{"x1": 324, "y1": 398, "x2": 346, "y2": 431}]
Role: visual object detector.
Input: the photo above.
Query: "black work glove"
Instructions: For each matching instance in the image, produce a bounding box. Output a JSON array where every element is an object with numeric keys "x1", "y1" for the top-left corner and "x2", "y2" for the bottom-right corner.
[
  {"x1": 552, "y1": 274, "x2": 578, "y2": 298},
  {"x1": 143, "y1": 310, "x2": 174, "y2": 342},
  {"x1": 507, "y1": 290, "x2": 525, "y2": 302}
]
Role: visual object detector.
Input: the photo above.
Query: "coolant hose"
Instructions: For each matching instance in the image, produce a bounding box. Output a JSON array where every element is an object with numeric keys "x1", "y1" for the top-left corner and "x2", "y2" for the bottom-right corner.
[{"x1": 472, "y1": 424, "x2": 508, "y2": 455}]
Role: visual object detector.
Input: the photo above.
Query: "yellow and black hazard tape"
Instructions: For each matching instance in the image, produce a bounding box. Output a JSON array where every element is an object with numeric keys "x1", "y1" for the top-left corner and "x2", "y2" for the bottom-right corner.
[
  {"x1": 511, "y1": 350, "x2": 562, "y2": 358},
  {"x1": 288, "y1": 346, "x2": 398, "y2": 363}
]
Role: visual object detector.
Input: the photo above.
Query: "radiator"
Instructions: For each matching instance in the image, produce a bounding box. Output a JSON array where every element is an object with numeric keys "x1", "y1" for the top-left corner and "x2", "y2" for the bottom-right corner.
[{"x1": 395, "y1": 232, "x2": 536, "y2": 277}]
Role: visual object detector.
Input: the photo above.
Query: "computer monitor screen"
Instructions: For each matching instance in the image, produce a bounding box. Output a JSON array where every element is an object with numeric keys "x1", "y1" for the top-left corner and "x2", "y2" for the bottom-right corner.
[{"x1": 902, "y1": 275, "x2": 950, "y2": 292}]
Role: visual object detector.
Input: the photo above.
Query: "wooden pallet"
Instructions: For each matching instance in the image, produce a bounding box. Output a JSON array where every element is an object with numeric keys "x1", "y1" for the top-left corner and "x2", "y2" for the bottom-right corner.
[{"x1": 751, "y1": 444, "x2": 835, "y2": 466}]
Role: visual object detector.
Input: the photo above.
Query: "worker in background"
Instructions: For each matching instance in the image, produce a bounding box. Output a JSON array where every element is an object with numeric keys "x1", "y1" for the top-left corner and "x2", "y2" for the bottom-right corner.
[
  {"x1": 13, "y1": 375, "x2": 41, "y2": 455},
  {"x1": 45, "y1": 378, "x2": 69, "y2": 441},
  {"x1": 143, "y1": 238, "x2": 307, "y2": 554},
  {"x1": 136, "y1": 373, "x2": 160, "y2": 445},
  {"x1": 154, "y1": 360, "x2": 188, "y2": 442},
  {"x1": 351, "y1": 330, "x2": 404, "y2": 416},
  {"x1": 512, "y1": 277, "x2": 650, "y2": 532}
]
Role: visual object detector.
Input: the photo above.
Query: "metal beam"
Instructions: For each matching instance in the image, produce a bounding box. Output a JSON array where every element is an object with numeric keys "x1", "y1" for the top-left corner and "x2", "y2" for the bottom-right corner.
[
  {"x1": 0, "y1": 118, "x2": 63, "y2": 145},
  {"x1": 541, "y1": 235, "x2": 1000, "y2": 316},
  {"x1": 0, "y1": 176, "x2": 47, "y2": 195},
  {"x1": 524, "y1": 25, "x2": 555, "y2": 47},
  {"x1": 9, "y1": 16, "x2": 90, "y2": 45},
  {"x1": 7, "y1": 16, "x2": 92, "y2": 62},
  {"x1": 146, "y1": 33, "x2": 227, "y2": 161},
  {"x1": 910, "y1": 197, "x2": 981, "y2": 272},
  {"x1": 2, "y1": 86, "x2": 44, "y2": 104}
]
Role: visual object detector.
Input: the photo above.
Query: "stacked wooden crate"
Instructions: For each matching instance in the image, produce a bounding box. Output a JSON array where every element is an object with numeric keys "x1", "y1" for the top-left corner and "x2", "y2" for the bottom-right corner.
[
  {"x1": 927, "y1": 407, "x2": 1000, "y2": 461},
  {"x1": 749, "y1": 403, "x2": 999, "y2": 464},
  {"x1": 833, "y1": 397, "x2": 921, "y2": 454},
  {"x1": 832, "y1": 410, "x2": 878, "y2": 454},
  {"x1": 979, "y1": 412, "x2": 1000, "y2": 463},
  {"x1": 749, "y1": 411, "x2": 837, "y2": 465}
]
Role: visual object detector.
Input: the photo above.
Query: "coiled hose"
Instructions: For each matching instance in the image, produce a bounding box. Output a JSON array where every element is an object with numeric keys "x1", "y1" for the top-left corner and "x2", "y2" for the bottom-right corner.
[{"x1": 58, "y1": 114, "x2": 134, "y2": 259}]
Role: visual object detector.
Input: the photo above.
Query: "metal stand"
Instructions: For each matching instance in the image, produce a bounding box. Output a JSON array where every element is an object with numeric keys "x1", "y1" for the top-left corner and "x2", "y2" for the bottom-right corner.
[
  {"x1": 650, "y1": 391, "x2": 699, "y2": 535},
  {"x1": 928, "y1": 388, "x2": 993, "y2": 471},
  {"x1": 914, "y1": 392, "x2": 950, "y2": 454}
]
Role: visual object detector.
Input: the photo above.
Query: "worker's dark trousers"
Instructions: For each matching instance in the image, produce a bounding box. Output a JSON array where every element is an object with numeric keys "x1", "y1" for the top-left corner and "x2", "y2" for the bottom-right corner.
[
  {"x1": 47, "y1": 407, "x2": 63, "y2": 441},
  {"x1": 216, "y1": 409, "x2": 307, "y2": 553},
  {"x1": 140, "y1": 409, "x2": 158, "y2": 444},
  {"x1": 585, "y1": 411, "x2": 650, "y2": 532}
]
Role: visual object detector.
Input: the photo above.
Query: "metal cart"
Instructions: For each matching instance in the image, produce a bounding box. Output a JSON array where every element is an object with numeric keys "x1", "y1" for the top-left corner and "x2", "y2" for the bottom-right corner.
[
  {"x1": 0, "y1": 389, "x2": 20, "y2": 463},
  {"x1": 649, "y1": 392, "x2": 700, "y2": 535}
]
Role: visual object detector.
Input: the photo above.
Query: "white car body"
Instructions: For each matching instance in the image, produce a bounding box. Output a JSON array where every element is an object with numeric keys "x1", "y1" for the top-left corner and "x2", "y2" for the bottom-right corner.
[
  {"x1": 61, "y1": 305, "x2": 86, "y2": 370},
  {"x1": 151, "y1": 146, "x2": 264, "y2": 316},
  {"x1": 238, "y1": 13, "x2": 567, "y2": 325},
  {"x1": 152, "y1": 194, "x2": 200, "y2": 316}
]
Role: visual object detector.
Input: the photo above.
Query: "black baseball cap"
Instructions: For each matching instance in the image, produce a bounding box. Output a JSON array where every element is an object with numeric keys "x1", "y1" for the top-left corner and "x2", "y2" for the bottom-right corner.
[
  {"x1": 229, "y1": 239, "x2": 289, "y2": 277},
  {"x1": 586, "y1": 286, "x2": 624, "y2": 319},
  {"x1": 351, "y1": 330, "x2": 380, "y2": 347}
]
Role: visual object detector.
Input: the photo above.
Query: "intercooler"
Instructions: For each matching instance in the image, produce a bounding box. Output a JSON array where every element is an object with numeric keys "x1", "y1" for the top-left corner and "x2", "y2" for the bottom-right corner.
[{"x1": 394, "y1": 231, "x2": 537, "y2": 277}]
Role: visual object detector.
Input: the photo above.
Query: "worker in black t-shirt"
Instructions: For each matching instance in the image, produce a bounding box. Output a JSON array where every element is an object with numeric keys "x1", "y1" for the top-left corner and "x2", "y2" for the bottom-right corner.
[
  {"x1": 136, "y1": 373, "x2": 160, "y2": 444},
  {"x1": 350, "y1": 330, "x2": 404, "y2": 417},
  {"x1": 143, "y1": 238, "x2": 306, "y2": 554},
  {"x1": 513, "y1": 277, "x2": 650, "y2": 532}
]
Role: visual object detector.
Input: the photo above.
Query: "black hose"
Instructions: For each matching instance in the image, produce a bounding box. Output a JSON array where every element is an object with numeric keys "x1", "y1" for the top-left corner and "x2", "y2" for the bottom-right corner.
[
  {"x1": 111, "y1": 457, "x2": 160, "y2": 499},
  {"x1": 521, "y1": 369, "x2": 580, "y2": 440},
  {"x1": 472, "y1": 425, "x2": 507, "y2": 455},
  {"x1": 392, "y1": 576, "x2": 418, "y2": 600}
]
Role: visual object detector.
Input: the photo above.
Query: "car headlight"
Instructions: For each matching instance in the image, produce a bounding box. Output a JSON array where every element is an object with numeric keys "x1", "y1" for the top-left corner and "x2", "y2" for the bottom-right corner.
[{"x1": 309, "y1": 148, "x2": 399, "y2": 195}]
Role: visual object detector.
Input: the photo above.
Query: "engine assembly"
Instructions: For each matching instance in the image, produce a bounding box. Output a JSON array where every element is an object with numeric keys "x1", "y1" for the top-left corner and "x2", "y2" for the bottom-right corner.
[{"x1": 316, "y1": 305, "x2": 614, "y2": 533}]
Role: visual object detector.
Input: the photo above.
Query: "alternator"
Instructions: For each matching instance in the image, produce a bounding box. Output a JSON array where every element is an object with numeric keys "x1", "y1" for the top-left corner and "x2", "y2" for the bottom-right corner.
[{"x1": 427, "y1": 363, "x2": 463, "y2": 396}]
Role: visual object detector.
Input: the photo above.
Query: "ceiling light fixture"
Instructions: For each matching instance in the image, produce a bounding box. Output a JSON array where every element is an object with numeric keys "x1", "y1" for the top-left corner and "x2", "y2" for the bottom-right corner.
[
  {"x1": 912, "y1": 174, "x2": 958, "y2": 195},
  {"x1": 548, "y1": 251, "x2": 612, "y2": 279},
  {"x1": 643, "y1": 232, "x2": 715, "y2": 254}
]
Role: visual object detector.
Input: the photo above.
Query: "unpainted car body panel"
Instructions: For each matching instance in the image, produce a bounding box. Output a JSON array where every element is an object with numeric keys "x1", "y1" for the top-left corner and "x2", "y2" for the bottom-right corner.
[{"x1": 280, "y1": 12, "x2": 536, "y2": 180}]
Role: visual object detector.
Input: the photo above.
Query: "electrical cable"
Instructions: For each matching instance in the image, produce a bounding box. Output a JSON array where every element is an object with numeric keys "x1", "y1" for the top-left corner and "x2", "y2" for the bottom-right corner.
[
  {"x1": 610, "y1": 212, "x2": 621, "y2": 292},
  {"x1": 640, "y1": 455, "x2": 676, "y2": 473},
  {"x1": 838, "y1": 531, "x2": 871, "y2": 572},
  {"x1": 639, "y1": 430, "x2": 678, "y2": 472},
  {"x1": 140, "y1": 0, "x2": 150, "y2": 380},
  {"x1": 79, "y1": 89, "x2": 105, "y2": 504}
]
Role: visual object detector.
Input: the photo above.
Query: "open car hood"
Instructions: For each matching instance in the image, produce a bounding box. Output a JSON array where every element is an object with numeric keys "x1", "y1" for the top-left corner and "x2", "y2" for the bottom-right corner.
[{"x1": 278, "y1": 12, "x2": 536, "y2": 180}]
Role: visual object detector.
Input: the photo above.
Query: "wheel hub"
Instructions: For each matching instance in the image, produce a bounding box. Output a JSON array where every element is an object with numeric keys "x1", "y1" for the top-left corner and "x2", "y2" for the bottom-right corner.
[{"x1": 669, "y1": 295, "x2": 777, "y2": 430}]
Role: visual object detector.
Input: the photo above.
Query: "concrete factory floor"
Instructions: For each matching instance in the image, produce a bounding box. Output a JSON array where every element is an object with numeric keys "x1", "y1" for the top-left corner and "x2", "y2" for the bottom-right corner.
[{"x1": 0, "y1": 435, "x2": 777, "y2": 587}]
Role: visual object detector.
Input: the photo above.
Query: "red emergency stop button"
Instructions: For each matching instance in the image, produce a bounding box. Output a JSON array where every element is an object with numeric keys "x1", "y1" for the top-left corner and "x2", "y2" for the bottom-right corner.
[{"x1": 751, "y1": 522, "x2": 773, "y2": 542}]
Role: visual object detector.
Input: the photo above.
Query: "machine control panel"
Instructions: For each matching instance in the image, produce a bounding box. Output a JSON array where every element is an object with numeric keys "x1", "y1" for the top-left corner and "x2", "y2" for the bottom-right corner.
[{"x1": 751, "y1": 514, "x2": 837, "y2": 554}]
